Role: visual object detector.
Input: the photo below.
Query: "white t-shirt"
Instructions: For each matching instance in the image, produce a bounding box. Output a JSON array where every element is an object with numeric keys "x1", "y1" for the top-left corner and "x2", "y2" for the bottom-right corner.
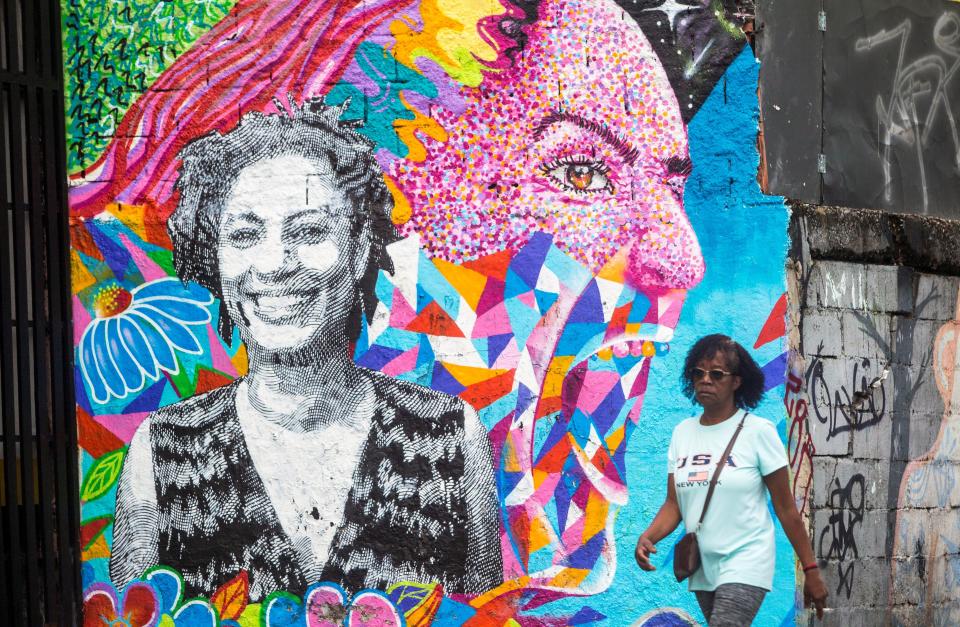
[{"x1": 668, "y1": 409, "x2": 788, "y2": 591}]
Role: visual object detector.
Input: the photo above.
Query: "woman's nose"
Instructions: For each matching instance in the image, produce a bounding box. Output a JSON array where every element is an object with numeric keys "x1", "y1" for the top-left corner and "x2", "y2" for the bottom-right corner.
[
  {"x1": 251, "y1": 231, "x2": 289, "y2": 277},
  {"x1": 625, "y1": 207, "x2": 705, "y2": 291}
]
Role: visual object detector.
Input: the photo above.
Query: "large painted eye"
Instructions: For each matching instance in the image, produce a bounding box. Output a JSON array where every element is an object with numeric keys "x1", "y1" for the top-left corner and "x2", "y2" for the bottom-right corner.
[{"x1": 542, "y1": 158, "x2": 612, "y2": 193}]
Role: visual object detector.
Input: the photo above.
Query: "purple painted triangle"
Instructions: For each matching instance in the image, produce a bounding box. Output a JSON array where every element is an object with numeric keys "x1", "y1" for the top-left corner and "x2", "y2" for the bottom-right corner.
[
  {"x1": 122, "y1": 378, "x2": 167, "y2": 414},
  {"x1": 568, "y1": 281, "x2": 604, "y2": 323},
  {"x1": 487, "y1": 333, "x2": 513, "y2": 367},
  {"x1": 511, "y1": 232, "x2": 553, "y2": 288},
  {"x1": 431, "y1": 363, "x2": 467, "y2": 396},
  {"x1": 515, "y1": 382, "x2": 535, "y2": 417}
]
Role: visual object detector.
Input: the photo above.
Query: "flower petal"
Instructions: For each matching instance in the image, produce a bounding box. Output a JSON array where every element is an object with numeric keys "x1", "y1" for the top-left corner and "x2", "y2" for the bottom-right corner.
[
  {"x1": 79, "y1": 322, "x2": 109, "y2": 403},
  {"x1": 133, "y1": 307, "x2": 202, "y2": 354},
  {"x1": 135, "y1": 300, "x2": 210, "y2": 325},
  {"x1": 107, "y1": 317, "x2": 145, "y2": 394},
  {"x1": 83, "y1": 583, "x2": 119, "y2": 627},
  {"x1": 119, "y1": 317, "x2": 161, "y2": 380},
  {"x1": 92, "y1": 318, "x2": 127, "y2": 399},
  {"x1": 172, "y1": 599, "x2": 217, "y2": 626},
  {"x1": 129, "y1": 313, "x2": 177, "y2": 373},
  {"x1": 121, "y1": 581, "x2": 160, "y2": 627},
  {"x1": 304, "y1": 583, "x2": 348, "y2": 627},
  {"x1": 133, "y1": 278, "x2": 213, "y2": 304},
  {"x1": 263, "y1": 592, "x2": 304, "y2": 627},
  {"x1": 143, "y1": 566, "x2": 182, "y2": 615},
  {"x1": 346, "y1": 591, "x2": 402, "y2": 627}
]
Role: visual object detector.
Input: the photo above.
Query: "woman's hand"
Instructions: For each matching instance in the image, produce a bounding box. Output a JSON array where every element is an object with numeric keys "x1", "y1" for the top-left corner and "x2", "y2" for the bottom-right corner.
[
  {"x1": 634, "y1": 535, "x2": 658, "y2": 571},
  {"x1": 803, "y1": 567, "x2": 828, "y2": 619}
]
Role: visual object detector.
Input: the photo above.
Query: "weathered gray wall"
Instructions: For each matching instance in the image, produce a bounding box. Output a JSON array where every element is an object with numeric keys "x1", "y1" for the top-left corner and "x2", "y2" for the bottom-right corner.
[{"x1": 789, "y1": 204, "x2": 960, "y2": 625}]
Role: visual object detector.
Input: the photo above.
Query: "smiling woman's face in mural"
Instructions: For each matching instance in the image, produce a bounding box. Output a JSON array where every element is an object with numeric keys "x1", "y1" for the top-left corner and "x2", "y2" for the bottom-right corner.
[
  {"x1": 392, "y1": 0, "x2": 704, "y2": 295},
  {"x1": 218, "y1": 154, "x2": 363, "y2": 353}
]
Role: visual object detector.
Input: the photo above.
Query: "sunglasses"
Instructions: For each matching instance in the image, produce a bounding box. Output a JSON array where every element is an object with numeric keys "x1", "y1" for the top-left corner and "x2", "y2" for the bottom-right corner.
[{"x1": 689, "y1": 367, "x2": 736, "y2": 381}]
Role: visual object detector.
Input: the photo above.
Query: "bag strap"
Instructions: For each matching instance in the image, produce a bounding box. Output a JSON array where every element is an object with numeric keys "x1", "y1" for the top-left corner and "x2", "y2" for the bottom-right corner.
[{"x1": 695, "y1": 412, "x2": 748, "y2": 531}]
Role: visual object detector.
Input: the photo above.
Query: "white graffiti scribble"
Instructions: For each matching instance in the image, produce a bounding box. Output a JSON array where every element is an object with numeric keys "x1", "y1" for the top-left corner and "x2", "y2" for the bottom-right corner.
[{"x1": 855, "y1": 12, "x2": 960, "y2": 212}]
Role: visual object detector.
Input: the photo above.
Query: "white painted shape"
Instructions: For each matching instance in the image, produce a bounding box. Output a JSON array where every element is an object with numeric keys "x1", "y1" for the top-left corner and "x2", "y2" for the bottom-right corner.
[
  {"x1": 505, "y1": 471, "x2": 535, "y2": 506},
  {"x1": 595, "y1": 277, "x2": 622, "y2": 322}
]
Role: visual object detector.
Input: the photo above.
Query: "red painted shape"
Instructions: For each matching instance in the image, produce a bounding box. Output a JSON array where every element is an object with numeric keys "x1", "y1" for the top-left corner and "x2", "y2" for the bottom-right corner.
[
  {"x1": 405, "y1": 301, "x2": 464, "y2": 337},
  {"x1": 460, "y1": 370, "x2": 515, "y2": 410},
  {"x1": 462, "y1": 249, "x2": 512, "y2": 281},
  {"x1": 754, "y1": 292, "x2": 788, "y2": 349},
  {"x1": 194, "y1": 368, "x2": 235, "y2": 395},
  {"x1": 77, "y1": 407, "x2": 124, "y2": 457}
]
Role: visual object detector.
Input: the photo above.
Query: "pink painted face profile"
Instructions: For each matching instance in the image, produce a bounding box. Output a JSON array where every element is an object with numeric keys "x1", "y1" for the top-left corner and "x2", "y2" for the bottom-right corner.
[{"x1": 391, "y1": 0, "x2": 705, "y2": 294}]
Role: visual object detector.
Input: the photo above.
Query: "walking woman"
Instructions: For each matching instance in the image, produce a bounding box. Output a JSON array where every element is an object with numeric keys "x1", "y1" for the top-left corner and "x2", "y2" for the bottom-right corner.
[{"x1": 635, "y1": 334, "x2": 828, "y2": 625}]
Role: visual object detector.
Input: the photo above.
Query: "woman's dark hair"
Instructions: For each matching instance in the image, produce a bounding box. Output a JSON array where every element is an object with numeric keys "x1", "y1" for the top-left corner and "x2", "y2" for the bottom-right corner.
[
  {"x1": 680, "y1": 334, "x2": 765, "y2": 410},
  {"x1": 168, "y1": 97, "x2": 399, "y2": 345}
]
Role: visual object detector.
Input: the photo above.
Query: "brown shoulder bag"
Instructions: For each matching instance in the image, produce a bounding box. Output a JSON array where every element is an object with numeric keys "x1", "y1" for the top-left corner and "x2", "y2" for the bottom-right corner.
[{"x1": 673, "y1": 413, "x2": 747, "y2": 582}]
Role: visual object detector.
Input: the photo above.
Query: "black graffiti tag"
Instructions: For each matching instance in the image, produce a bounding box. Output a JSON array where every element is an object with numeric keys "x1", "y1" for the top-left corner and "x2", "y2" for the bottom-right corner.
[
  {"x1": 806, "y1": 356, "x2": 887, "y2": 440},
  {"x1": 818, "y1": 474, "x2": 865, "y2": 599}
]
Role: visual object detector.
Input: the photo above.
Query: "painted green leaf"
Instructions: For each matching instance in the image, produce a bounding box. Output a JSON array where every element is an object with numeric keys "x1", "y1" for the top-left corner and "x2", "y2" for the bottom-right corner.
[{"x1": 80, "y1": 448, "x2": 126, "y2": 502}]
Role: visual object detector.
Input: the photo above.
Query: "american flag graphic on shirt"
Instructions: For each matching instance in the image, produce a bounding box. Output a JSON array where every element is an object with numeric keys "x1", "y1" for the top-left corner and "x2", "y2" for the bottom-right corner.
[{"x1": 687, "y1": 470, "x2": 709, "y2": 481}]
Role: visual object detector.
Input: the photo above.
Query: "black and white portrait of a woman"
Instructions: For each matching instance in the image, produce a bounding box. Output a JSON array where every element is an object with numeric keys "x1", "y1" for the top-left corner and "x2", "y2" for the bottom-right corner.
[{"x1": 110, "y1": 99, "x2": 503, "y2": 602}]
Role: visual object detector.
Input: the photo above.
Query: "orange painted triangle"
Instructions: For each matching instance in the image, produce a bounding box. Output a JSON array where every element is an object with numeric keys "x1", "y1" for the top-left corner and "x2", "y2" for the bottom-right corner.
[
  {"x1": 432, "y1": 258, "x2": 487, "y2": 311},
  {"x1": 106, "y1": 203, "x2": 149, "y2": 241},
  {"x1": 462, "y1": 249, "x2": 512, "y2": 281},
  {"x1": 195, "y1": 368, "x2": 235, "y2": 395},
  {"x1": 406, "y1": 301, "x2": 464, "y2": 337}
]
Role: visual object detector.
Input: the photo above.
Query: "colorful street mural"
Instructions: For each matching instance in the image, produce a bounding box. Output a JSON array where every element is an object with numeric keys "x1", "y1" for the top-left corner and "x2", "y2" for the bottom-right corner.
[{"x1": 66, "y1": 0, "x2": 793, "y2": 624}]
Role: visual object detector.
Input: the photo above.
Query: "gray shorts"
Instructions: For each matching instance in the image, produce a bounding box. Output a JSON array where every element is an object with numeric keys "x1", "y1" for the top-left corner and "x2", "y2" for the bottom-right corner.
[{"x1": 694, "y1": 583, "x2": 767, "y2": 626}]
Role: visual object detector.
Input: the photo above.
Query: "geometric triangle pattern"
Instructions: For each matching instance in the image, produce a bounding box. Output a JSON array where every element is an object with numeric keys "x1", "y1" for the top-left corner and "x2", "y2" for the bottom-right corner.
[{"x1": 357, "y1": 232, "x2": 688, "y2": 602}]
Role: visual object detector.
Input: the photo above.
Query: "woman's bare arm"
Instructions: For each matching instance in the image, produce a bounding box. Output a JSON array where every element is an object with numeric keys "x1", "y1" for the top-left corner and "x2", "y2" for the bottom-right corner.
[
  {"x1": 634, "y1": 475, "x2": 682, "y2": 571},
  {"x1": 764, "y1": 466, "x2": 827, "y2": 618}
]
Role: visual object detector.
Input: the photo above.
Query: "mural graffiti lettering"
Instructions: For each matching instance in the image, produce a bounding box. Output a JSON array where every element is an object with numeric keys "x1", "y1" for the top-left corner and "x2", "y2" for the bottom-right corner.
[
  {"x1": 806, "y1": 354, "x2": 888, "y2": 440},
  {"x1": 784, "y1": 367, "x2": 815, "y2": 516},
  {"x1": 818, "y1": 474, "x2": 865, "y2": 599},
  {"x1": 855, "y1": 12, "x2": 960, "y2": 212}
]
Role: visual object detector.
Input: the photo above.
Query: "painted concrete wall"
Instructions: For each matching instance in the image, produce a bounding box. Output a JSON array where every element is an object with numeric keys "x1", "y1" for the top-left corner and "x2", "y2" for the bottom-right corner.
[
  {"x1": 790, "y1": 207, "x2": 960, "y2": 625},
  {"x1": 67, "y1": 1, "x2": 793, "y2": 625}
]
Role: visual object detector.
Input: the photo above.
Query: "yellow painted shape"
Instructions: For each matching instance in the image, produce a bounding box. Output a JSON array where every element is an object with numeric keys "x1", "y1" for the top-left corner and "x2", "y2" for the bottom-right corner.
[
  {"x1": 605, "y1": 424, "x2": 626, "y2": 453},
  {"x1": 105, "y1": 202, "x2": 148, "y2": 241},
  {"x1": 390, "y1": 0, "x2": 504, "y2": 87},
  {"x1": 528, "y1": 514, "x2": 553, "y2": 554},
  {"x1": 71, "y1": 249, "x2": 97, "y2": 294},
  {"x1": 502, "y1": 437, "x2": 520, "y2": 473},
  {"x1": 385, "y1": 175, "x2": 412, "y2": 225},
  {"x1": 82, "y1": 534, "x2": 110, "y2": 560},
  {"x1": 231, "y1": 344, "x2": 249, "y2": 376},
  {"x1": 237, "y1": 603, "x2": 262, "y2": 627},
  {"x1": 159, "y1": 616, "x2": 176, "y2": 627},
  {"x1": 442, "y1": 362, "x2": 507, "y2": 386},
  {"x1": 433, "y1": 258, "x2": 487, "y2": 310},
  {"x1": 547, "y1": 567, "x2": 590, "y2": 589},
  {"x1": 394, "y1": 93, "x2": 448, "y2": 163},
  {"x1": 532, "y1": 469, "x2": 548, "y2": 489},
  {"x1": 597, "y1": 247, "x2": 627, "y2": 282},
  {"x1": 542, "y1": 356, "x2": 575, "y2": 400},
  {"x1": 469, "y1": 576, "x2": 530, "y2": 608},
  {"x1": 583, "y1": 489, "x2": 608, "y2": 542}
]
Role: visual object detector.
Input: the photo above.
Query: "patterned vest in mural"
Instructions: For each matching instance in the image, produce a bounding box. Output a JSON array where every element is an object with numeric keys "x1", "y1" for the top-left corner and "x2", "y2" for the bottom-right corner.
[{"x1": 150, "y1": 372, "x2": 472, "y2": 602}]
